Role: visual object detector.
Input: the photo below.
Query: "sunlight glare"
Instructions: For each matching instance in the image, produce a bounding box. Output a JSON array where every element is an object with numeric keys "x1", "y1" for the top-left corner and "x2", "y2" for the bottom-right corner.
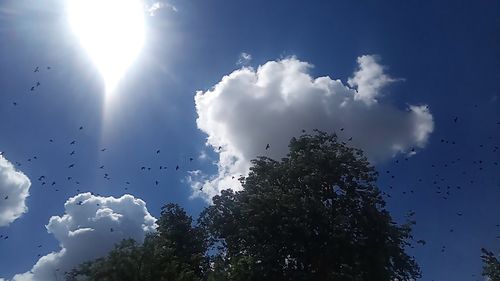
[{"x1": 68, "y1": 0, "x2": 145, "y2": 93}]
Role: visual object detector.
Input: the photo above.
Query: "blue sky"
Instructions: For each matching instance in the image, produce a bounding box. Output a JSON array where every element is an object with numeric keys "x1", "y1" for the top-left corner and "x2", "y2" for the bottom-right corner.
[{"x1": 0, "y1": 0, "x2": 499, "y2": 280}]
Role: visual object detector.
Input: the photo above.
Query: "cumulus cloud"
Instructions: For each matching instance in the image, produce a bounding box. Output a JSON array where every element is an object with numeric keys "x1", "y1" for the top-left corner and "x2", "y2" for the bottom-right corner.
[
  {"x1": 11, "y1": 193, "x2": 156, "y2": 281},
  {"x1": 146, "y1": 1, "x2": 177, "y2": 15},
  {"x1": 191, "y1": 55, "x2": 434, "y2": 200},
  {"x1": 0, "y1": 155, "x2": 31, "y2": 227},
  {"x1": 237, "y1": 52, "x2": 252, "y2": 66},
  {"x1": 348, "y1": 55, "x2": 399, "y2": 105}
]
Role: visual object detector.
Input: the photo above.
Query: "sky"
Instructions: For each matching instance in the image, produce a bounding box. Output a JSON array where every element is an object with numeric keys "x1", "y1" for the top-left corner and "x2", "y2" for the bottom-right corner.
[{"x1": 0, "y1": 0, "x2": 499, "y2": 280}]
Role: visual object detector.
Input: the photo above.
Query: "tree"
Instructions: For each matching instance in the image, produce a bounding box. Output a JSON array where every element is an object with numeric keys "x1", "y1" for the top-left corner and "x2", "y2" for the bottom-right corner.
[
  {"x1": 481, "y1": 248, "x2": 500, "y2": 281},
  {"x1": 200, "y1": 131, "x2": 420, "y2": 281},
  {"x1": 67, "y1": 204, "x2": 207, "y2": 281}
]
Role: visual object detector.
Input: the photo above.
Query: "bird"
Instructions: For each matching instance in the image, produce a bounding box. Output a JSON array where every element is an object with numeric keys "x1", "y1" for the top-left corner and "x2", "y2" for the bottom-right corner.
[
  {"x1": 13, "y1": 102, "x2": 17, "y2": 106},
  {"x1": 416, "y1": 240, "x2": 426, "y2": 245},
  {"x1": 70, "y1": 140, "x2": 76, "y2": 145},
  {"x1": 189, "y1": 157, "x2": 193, "y2": 162},
  {"x1": 176, "y1": 165, "x2": 179, "y2": 171},
  {"x1": 99, "y1": 165, "x2": 104, "y2": 169},
  {"x1": 34, "y1": 66, "x2": 39, "y2": 72},
  {"x1": 110, "y1": 228, "x2": 114, "y2": 232},
  {"x1": 36, "y1": 81, "x2": 40, "y2": 87},
  {"x1": 46, "y1": 66, "x2": 51, "y2": 70},
  {"x1": 156, "y1": 149, "x2": 160, "y2": 154},
  {"x1": 101, "y1": 148, "x2": 106, "y2": 152},
  {"x1": 68, "y1": 164, "x2": 75, "y2": 168},
  {"x1": 4, "y1": 196, "x2": 8, "y2": 200},
  {"x1": 70, "y1": 151, "x2": 75, "y2": 155},
  {"x1": 265, "y1": 144, "x2": 270, "y2": 150},
  {"x1": 453, "y1": 117, "x2": 458, "y2": 123},
  {"x1": 79, "y1": 126, "x2": 84, "y2": 130},
  {"x1": 30, "y1": 86, "x2": 35, "y2": 91}
]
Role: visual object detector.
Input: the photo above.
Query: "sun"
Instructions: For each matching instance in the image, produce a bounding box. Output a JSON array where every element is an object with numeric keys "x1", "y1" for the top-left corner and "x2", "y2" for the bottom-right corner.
[{"x1": 67, "y1": 0, "x2": 145, "y2": 94}]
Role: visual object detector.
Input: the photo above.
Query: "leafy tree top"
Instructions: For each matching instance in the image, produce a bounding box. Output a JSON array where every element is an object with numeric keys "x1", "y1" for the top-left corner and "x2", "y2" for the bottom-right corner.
[{"x1": 201, "y1": 131, "x2": 420, "y2": 281}]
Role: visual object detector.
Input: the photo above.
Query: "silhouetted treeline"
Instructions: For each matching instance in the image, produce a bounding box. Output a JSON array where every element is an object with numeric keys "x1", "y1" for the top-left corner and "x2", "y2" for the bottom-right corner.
[
  {"x1": 67, "y1": 131, "x2": 422, "y2": 281},
  {"x1": 481, "y1": 248, "x2": 500, "y2": 281}
]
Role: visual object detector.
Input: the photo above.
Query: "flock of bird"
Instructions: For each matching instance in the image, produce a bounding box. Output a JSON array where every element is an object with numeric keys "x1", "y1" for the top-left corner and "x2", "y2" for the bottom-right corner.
[{"x1": 1, "y1": 66, "x2": 500, "y2": 281}]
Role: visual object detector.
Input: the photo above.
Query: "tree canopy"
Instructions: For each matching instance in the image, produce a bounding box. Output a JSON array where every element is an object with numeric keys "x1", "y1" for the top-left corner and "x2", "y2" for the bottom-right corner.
[
  {"x1": 68, "y1": 131, "x2": 420, "y2": 281},
  {"x1": 481, "y1": 248, "x2": 500, "y2": 281}
]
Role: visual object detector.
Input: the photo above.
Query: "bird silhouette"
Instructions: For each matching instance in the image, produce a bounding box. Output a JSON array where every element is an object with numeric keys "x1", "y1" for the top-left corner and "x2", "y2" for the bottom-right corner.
[
  {"x1": 265, "y1": 144, "x2": 270, "y2": 150},
  {"x1": 34, "y1": 66, "x2": 39, "y2": 72}
]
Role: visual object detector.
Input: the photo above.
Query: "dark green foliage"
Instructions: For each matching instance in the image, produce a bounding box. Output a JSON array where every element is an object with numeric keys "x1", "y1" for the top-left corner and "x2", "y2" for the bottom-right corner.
[
  {"x1": 68, "y1": 131, "x2": 420, "y2": 281},
  {"x1": 481, "y1": 248, "x2": 500, "y2": 281},
  {"x1": 66, "y1": 204, "x2": 207, "y2": 281},
  {"x1": 200, "y1": 131, "x2": 420, "y2": 281}
]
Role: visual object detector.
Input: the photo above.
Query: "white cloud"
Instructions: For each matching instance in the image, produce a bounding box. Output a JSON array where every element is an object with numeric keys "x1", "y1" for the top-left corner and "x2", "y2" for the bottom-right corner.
[
  {"x1": 192, "y1": 55, "x2": 434, "y2": 201},
  {"x1": 146, "y1": 1, "x2": 177, "y2": 15},
  {"x1": 348, "y1": 55, "x2": 398, "y2": 105},
  {"x1": 237, "y1": 52, "x2": 252, "y2": 66},
  {"x1": 0, "y1": 155, "x2": 31, "y2": 227},
  {"x1": 11, "y1": 193, "x2": 156, "y2": 281}
]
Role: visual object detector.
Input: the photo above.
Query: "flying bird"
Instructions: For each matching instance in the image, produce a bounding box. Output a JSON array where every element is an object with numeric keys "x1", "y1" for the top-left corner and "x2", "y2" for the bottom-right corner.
[
  {"x1": 265, "y1": 144, "x2": 270, "y2": 150},
  {"x1": 416, "y1": 240, "x2": 426, "y2": 246},
  {"x1": 34, "y1": 66, "x2": 39, "y2": 72}
]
